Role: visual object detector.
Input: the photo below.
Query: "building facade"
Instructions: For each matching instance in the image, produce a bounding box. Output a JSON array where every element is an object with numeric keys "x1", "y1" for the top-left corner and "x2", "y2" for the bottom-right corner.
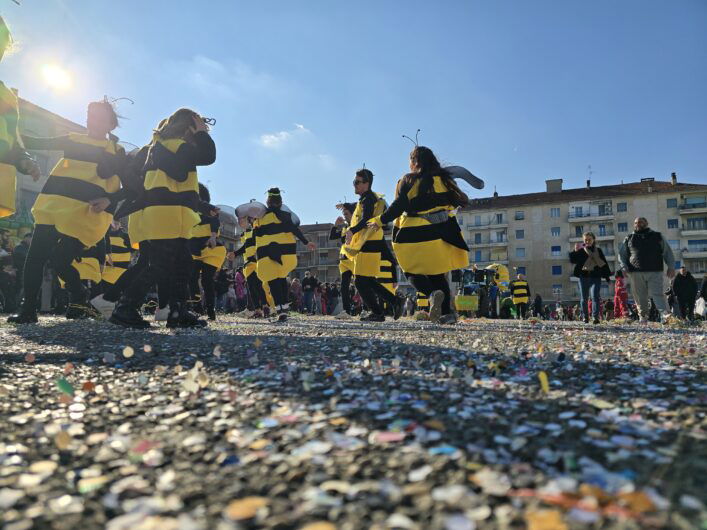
[
  {"x1": 458, "y1": 175, "x2": 707, "y2": 302},
  {"x1": 292, "y1": 223, "x2": 341, "y2": 283}
]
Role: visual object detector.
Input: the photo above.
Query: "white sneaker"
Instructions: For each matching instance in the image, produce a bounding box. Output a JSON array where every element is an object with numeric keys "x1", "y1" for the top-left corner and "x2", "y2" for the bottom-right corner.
[
  {"x1": 335, "y1": 312, "x2": 352, "y2": 320},
  {"x1": 154, "y1": 307, "x2": 170, "y2": 322},
  {"x1": 429, "y1": 290, "x2": 444, "y2": 323},
  {"x1": 90, "y1": 294, "x2": 115, "y2": 319}
]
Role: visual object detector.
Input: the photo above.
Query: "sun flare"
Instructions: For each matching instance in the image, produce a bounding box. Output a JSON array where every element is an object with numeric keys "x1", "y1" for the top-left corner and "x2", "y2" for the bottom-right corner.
[{"x1": 41, "y1": 63, "x2": 72, "y2": 90}]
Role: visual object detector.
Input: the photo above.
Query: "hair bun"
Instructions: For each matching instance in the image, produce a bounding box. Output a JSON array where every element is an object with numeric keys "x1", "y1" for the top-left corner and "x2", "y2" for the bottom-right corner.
[{"x1": 267, "y1": 187, "x2": 281, "y2": 196}]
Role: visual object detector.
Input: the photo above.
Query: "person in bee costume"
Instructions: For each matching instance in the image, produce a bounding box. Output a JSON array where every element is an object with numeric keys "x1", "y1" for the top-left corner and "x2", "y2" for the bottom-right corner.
[
  {"x1": 110, "y1": 108, "x2": 216, "y2": 329},
  {"x1": 189, "y1": 183, "x2": 226, "y2": 320},
  {"x1": 369, "y1": 146, "x2": 469, "y2": 324},
  {"x1": 254, "y1": 188, "x2": 315, "y2": 321},
  {"x1": 234, "y1": 217, "x2": 267, "y2": 316},
  {"x1": 59, "y1": 237, "x2": 106, "y2": 296},
  {"x1": 342, "y1": 168, "x2": 401, "y2": 322},
  {"x1": 99, "y1": 220, "x2": 132, "y2": 287},
  {"x1": 8, "y1": 99, "x2": 127, "y2": 323},
  {"x1": 0, "y1": 17, "x2": 41, "y2": 219},
  {"x1": 329, "y1": 202, "x2": 355, "y2": 318}
]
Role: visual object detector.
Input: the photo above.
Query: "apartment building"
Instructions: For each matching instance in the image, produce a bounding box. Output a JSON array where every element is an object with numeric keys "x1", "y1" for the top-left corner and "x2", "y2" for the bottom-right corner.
[
  {"x1": 458, "y1": 175, "x2": 707, "y2": 302},
  {"x1": 292, "y1": 223, "x2": 341, "y2": 283}
]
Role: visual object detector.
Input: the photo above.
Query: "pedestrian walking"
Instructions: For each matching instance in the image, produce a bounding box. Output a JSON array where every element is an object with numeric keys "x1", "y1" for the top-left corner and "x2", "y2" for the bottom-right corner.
[
  {"x1": 569, "y1": 232, "x2": 612, "y2": 324},
  {"x1": 672, "y1": 266, "x2": 697, "y2": 320},
  {"x1": 509, "y1": 274, "x2": 530, "y2": 319}
]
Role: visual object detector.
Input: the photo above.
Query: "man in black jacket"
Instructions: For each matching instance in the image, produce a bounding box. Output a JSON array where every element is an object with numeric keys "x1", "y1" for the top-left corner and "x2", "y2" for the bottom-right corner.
[
  {"x1": 672, "y1": 266, "x2": 697, "y2": 320},
  {"x1": 618, "y1": 217, "x2": 675, "y2": 323},
  {"x1": 301, "y1": 271, "x2": 318, "y2": 314}
]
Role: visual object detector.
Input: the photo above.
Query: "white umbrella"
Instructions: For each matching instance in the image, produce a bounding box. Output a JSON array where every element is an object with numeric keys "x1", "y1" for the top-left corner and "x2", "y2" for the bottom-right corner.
[
  {"x1": 235, "y1": 201, "x2": 267, "y2": 220},
  {"x1": 445, "y1": 166, "x2": 485, "y2": 190}
]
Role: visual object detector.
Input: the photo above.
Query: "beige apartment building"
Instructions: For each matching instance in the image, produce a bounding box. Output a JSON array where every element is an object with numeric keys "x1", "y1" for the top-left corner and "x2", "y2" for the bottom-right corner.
[
  {"x1": 293, "y1": 223, "x2": 342, "y2": 282},
  {"x1": 458, "y1": 175, "x2": 707, "y2": 302}
]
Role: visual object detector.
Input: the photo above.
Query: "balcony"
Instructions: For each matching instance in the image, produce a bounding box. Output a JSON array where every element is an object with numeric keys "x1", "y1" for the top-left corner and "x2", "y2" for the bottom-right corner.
[
  {"x1": 466, "y1": 219, "x2": 509, "y2": 230},
  {"x1": 679, "y1": 202, "x2": 707, "y2": 215},
  {"x1": 470, "y1": 252, "x2": 509, "y2": 265},
  {"x1": 569, "y1": 230, "x2": 615, "y2": 243},
  {"x1": 680, "y1": 223, "x2": 707, "y2": 237},
  {"x1": 568, "y1": 210, "x2": 614, "y2": 223},
  {"x1": 682, "y1": 246, "x2": 707, "y2": 259},
  {"x1": 468, "y1": 237, "x2": 509, "y2": 248}
]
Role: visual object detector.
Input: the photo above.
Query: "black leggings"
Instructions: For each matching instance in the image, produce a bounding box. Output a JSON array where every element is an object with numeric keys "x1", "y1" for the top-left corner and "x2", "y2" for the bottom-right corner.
[
  {"x1": 102, "y1": 241, "x2": 150, "y2": 303},
  {"x1": 20, "y1": 224, "x2": 85, "y2": 311},
  {"x1": 190, "y1": 261, "x2": 217, "y2": 310},
  {"x1": 268, "y1": 277, "x2": 289, "y2": 308},
  {"x1": 247, "y1": 272, "x2": 266, "y2": 309},
  {"x1": 121, "y1": 238, "x2": 192, "y2": 310},
  {"x1": 341, "y1": 270, "x2": 352, "y2": 314},
  {"x1": 355, "y1": 275, "x2": 397, "y2": 316},
  {"x1": 406, "y1": 273, "x2": 452, "y2": 315}
]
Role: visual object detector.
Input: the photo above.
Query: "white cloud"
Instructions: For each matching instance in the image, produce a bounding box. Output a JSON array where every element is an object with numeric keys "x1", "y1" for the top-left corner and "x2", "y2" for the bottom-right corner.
[{"x1": 258, "y1": 123, "x2": 311, "y2": 149}]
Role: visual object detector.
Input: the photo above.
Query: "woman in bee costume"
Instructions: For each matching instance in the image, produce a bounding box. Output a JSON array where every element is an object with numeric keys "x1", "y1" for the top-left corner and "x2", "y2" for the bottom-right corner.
[
  {"x1": 329, "y1": 202, "x2": 355, "y2": 317},
  {"x1": 369, "y1": 146, "x2": 469, "y2": 324},
  {"x1": 189, "y1": 183, "x2": 226, "y2": 320},
  {"x1": 343, "y1": 168, "x2": 401, "y2": 322},
  {"x1": 110, "y1": 108, "x2": 216, "y2": 329},
  {"x1": 8, "y1": 99, "x2": 126, "y2": 323},
  {"x1": 254, "y1": 188, "x2": 315, "y2": 321},
  {"x1": 0, "y1": 17, "x2": 41, "y2": 219},
  {"x1": 234, "y1": 218, "x2": 267, "y2": 315}
]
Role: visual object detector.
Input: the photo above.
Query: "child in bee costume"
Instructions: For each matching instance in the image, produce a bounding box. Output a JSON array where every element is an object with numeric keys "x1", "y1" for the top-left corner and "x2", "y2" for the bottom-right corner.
[
  {"x1": 329, "y1": 202, "x2": 355, "y2": 317},
  {"x1": 8, "y1": 100, "x2": 127, "y2": 323},
  {"x1": 343, "y1": 169, "x2": 402, "y2": 322},
  {"x1": 234, "y1": 218, "x2": 267, "y2": 315},
  {"x1": 0, "y1": 17, "x2": 41, "y2": 219},
  {"x1": 110, "y1": 108, "x2": 216, "y2": 329},
  {"x1": 369, "y1": 146, "x2": 469, "y2": 324},
  {"x1": 59, "y1": 238, "x2": 106, "y2": 302},
  {"x1": 254, "y1": 188, "x2": 315, "y2": 322},
  {"x1": 189, "y1": 183, "x2": 227, "y2": 320},
  {"x1": 100, "y1": 222, "x2": 132, "y2": 287}
]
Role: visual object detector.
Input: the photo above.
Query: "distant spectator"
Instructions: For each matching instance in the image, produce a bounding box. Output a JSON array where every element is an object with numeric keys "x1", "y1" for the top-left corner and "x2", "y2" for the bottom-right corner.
[
  {"x1": 509, "y1": 274, "x2": 530, "y2": 319},
  {"x1": 672, "y1": 266, "x2": 697, "y2": 320},
  {"x1": 302, "y1": 271, "x2": 318, "y2": 314},
  {"x1": 613, "y1": 270, "x2": 629, "y2": 318}
]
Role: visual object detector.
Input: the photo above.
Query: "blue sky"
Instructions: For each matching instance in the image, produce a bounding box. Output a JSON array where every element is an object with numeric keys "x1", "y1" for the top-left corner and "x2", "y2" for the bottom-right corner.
[{"x1": 3, "y1": 0, "x2": 706, "y2": 223}]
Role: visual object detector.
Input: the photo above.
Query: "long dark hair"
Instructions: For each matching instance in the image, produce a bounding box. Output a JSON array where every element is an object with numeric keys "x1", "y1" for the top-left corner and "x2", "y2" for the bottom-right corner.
[
  {"x1": 401, "y1": 146, "x2": 468, "y2": 207},
  {"x1": 155, "y1": 108, "x2": 200, "y2": 140}
]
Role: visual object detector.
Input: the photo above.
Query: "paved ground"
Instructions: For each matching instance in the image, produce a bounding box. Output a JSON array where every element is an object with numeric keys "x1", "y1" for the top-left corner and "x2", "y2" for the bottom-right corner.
[{"x1": 0, "y1": 315, "x2": 705, "y2": 530}]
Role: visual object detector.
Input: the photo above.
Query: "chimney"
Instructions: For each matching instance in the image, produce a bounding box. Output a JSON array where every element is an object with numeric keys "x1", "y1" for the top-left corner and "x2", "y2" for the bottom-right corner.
[
  {"x1": 671, "y1": 172, "x2": 677, "y2": 185},
  {"x1": 586, "y1": 179, "x2": 591, "y2": 189},
  {"x1": 545, "y1": 179, "x2": 563, "y2": 193},
  {"x1": 493, "y1": 186, "x2": 498, "y2": 198}
]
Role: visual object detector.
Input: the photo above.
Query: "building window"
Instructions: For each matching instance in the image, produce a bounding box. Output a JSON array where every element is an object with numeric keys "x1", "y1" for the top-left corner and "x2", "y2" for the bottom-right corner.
[
  {"x1": 550, "y1": 207, "x2": 560, "y2": 218},
  {"x1": 551, "y1": 245, "x2": 561, "y2": 256},
  {"x1": 515, "y1": 229, "x2": 524, "y2": 240},
  {"x1": 668, "y1": 239, "x2": 679, "y2": 250},
  {"x1": 575, "y1": 225, "x2": 584, "y2": 237},
  {"x1": 618, "y1": 222, "x2": 628, "y2": 233},
  {"x1": 495, "y1": 213, "x2": 504, "y2": 224},
  {"x1": 474, "y1": 233, "x2": 482, "y2": 244},
  {"x1": 551, "y1": 227, "x2": 560, "y2": 237},
  {"x1": 457, "y1": 216, "x2": 464, "y2": 226},
  {"x1": 517, "y1": 266, "x2": 526, "y2": 275},
  {"x1": 667, "y1": 219, "x2": 679, "y2": 229},
  {"x1": 515, "y1": 211, "x2": 525, "y2": 220},
  {"x1": 598, "y1": 224, "x2": 607, "y2": 236},
  {"x1": 686, "y1": 217, "x2": 707, "y2": 230},
  {"x1": 474, "y1": 215, "x2": 481, "y2": 226},
  {"x1": 666, "y1": 198, "x2": 678, "y2": 208},
  {"x1": 515, "y1": 247, "x2": 526, "y2": 258},
  {"x1": 552, "y1": 265, "x2": 562, "y2": 275},
  {"x1": 474, "y1": 250, "x2": 482, "y2": 262},
  {"x1": 552, "y1": 284, "x2": 562, "y2": 297},
  {"x1": 617, "y1": 202, "x2": 627, "y2": 212},
  {"x1": 675, "y1": 261, "x2": 681, "y2": 269}
]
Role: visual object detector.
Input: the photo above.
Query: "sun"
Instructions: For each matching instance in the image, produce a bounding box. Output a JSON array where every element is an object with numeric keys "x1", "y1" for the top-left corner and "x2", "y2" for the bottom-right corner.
[{"x1": 41, "y1": 64, "x2": 72, "y2": 90}]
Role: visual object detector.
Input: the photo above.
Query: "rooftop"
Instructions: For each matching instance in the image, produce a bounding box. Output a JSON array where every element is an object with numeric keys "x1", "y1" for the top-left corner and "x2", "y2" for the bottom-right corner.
[{"x1": 463, "y1": 179, "x2": 707, "y2": 211}]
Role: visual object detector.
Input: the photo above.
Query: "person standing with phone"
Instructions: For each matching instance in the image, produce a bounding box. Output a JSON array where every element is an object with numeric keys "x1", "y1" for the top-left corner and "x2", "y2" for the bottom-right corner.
[{"x1": 570, "y1": 232, "x2": 612, "y2": 324}]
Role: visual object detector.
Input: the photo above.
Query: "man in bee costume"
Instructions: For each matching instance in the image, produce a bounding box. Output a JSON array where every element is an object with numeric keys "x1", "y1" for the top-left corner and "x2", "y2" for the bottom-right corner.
[
  {"x1": 330, "y1": 202, "x2": 355, "y2": 317},
  {"x1": 254, "y1": 188, "x2": 315, "y2": 322},
  {"x1": 343, "y1": 168, "x2": 402, "y2": 322},
  {"x1": 109, "y1": 108, "x2": 215, "y2": 329},
  {"x1": 8, "y1": 99, "x2": 127, "y2": 323}
]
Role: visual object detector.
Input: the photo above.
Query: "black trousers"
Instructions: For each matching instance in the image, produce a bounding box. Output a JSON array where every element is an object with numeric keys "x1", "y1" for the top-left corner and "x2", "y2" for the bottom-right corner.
[
  {"x1": 103, "y1": 241, "x2": 151, "y2": 303},
  {"x1": 515, "y1": 302, "x2": 528, "y2": 319},
  {"x1": 341, "y1": 270, "x2": 352, "y2": 314},
  {"x1": 268, "y1": 277, "x2": 289, "y2": 308},
  {"x1": 190, "y1": 261, "x2": 217, "y2": 310},
  {"x1": 406, "y1": 273, "x2": 452, "y2": 315},
  {"x1": 677, "y1": 297, "x2": 695, "y2": 320},
  {"x1": 121, "y1": 238, "x2": 192, "y2": 310},
  {"x1": 247, "y1": 272, "x2": 266, "y2": 309},
  {"x1": 20, "y1": 224, "x2": 85, "y2": 312},
  {"x1": 355, "y1": 275, "x2": 396, "y2": 316}
]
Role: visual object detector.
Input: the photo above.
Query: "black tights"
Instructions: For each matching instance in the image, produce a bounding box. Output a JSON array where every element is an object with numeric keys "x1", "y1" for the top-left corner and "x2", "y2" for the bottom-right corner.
[
  {"x1": 355, "y1": 275, "x2": 397, "y2": 316},
  {"x1": 121, "y1": 238, "x2": 192, "y2": 310},
  {"x1": 268, "y1": 277, "x2": 289, "y2": 308},
  {"x1": 406, "y1": 273, "x2": 452, "y2": 315},
  {"x1": 341, "y1": 270, "x2": 352, "y2": 314},
  {"x1": 247, "y1": 272, "x2": 266, "y2": 309},
  {"x1": 20, "y1": 224, "x2": 85, "y2": 312},
  {"x1": 190, "y1": 261, "x2": 217, "y2": 310},
  {"x1": 102, "y1": 241, "x2": 150, "y2": 302}
]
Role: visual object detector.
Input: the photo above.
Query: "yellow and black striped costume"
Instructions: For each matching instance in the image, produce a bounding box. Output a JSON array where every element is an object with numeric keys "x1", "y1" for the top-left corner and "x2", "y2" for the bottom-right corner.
[
  {"x1": 378, "y1": 243, "x2": 398, "y2": 295},
  {"x1": 374, "y1": 176, "x2": 469, "y2": 275},
  {"x1": 343, "y1": 191, "x2": 387, "y2": 277},
  {"x1": 238, "y1": 228, "x2": 258, "y2": 278},
  {"x1": 330, "y1": 223, "x2": 354, "y2": 276},
  {"x1": 253, "y1": 209, "x2": 301, "y2": 283},
  {"x1": 102, "y1": 229, "x2": 132, "y2": 285},
  {"x1": 191, "y1": 214, "x2": 227, "y2": 269},
  {"x1": 60, "y1": 242, "x2": 105, "y2": 288},
  {"x1": 0, "y1": 81, "x2": 23, "y2": 218},
  {"x1": 26, "y1": 133, "x2": 125, "y2": 247},
  {"x1": 416, "y1": 292, "x2": 429, "y2": 310},
  {"x1": 141, "y1": 137, "x2": 200, "y2": 241},
  {"x1": 510, "y1": 279, "x2": 530, "y2": 305}
]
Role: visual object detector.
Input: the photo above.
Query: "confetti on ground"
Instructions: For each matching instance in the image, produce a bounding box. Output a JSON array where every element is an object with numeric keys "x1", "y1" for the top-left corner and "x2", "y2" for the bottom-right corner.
[{"x1": 1, "y1": 314, "x2": 705, "y2": 528}]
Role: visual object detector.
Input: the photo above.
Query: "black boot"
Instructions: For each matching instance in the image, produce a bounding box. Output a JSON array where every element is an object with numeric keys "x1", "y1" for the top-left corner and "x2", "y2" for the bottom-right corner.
[
  {"x1": 7, "y1": 306, "x2": 39, "y2": 324},
  {"x1": 393, "y1": 296, "x2": 403, "y2": 321},
  {"x1": 206, "y1": 305, "x2": 216, "y2": 321},
  {"x1": 109, "y1": 301, "x2": 151, "y2": 329},
  {"x1": 167, "y1": 302, "x2": 208, "y2": 329},
  {"x1": 66, "y1": 302, "x2": 97, "y2": 320}
]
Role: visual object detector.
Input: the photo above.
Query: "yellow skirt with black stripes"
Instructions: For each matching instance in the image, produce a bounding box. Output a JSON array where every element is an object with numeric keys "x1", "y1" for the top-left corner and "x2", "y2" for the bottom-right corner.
[{"x1": 193, "y1": 245, "x2": 227, "y2": 269}]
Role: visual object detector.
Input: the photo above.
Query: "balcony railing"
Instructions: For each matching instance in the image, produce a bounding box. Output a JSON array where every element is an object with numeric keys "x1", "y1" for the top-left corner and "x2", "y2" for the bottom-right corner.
[
  {"x1": 679, "y1": 202, "x2": 707, "y2": 210},
  {"x1": 684, "y1": 246, "x2": 707, "y2": 253},
  {"x1": 466, "y1": 218, "x2": 508, "y2": 227},
  {"x1": 469, "y1": 237, "x2": 508, "y2": 245},
  {"x1": 568, "y1": 210, "x2": 613, "y2": 219}
]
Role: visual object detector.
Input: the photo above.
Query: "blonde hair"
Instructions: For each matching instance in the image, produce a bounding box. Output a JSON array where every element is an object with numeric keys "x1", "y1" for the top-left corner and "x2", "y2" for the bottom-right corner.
[{"x1": 582, "y1": 231, "x2": 596, "y2": 242}]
